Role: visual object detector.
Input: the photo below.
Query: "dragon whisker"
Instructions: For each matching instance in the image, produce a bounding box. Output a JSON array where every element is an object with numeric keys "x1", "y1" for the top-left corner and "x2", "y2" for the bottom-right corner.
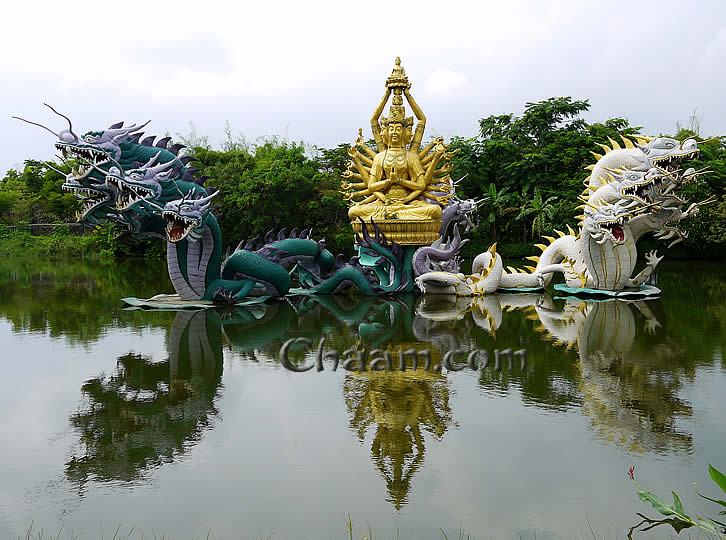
[
  {"x1": 44, "y1": 162, "x2": 68, "y2": 177},
  {"x1": 11, "y1": 115, "x2": 59, "y2": 137},
  {"x1": 44, "y1": 103, "x2": 78, "y2": 139}
]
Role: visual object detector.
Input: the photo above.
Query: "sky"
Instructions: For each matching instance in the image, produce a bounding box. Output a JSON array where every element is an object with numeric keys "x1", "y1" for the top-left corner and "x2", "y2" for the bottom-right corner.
[{"x1": 2, "y1": 0, "x2": 726, "y2": 174}]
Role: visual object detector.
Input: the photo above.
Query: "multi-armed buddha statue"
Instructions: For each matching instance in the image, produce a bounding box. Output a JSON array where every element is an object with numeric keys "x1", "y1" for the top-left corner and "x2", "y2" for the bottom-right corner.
[
  {"x1": 15, "y1": 57, "x2": 710, "y2": 306},
  {"x1": 344, "y1": 57, "x2": 450, "y2": 245}
]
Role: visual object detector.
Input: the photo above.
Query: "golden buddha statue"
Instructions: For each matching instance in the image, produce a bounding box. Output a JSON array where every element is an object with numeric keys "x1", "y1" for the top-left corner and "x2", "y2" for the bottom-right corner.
[{"x1": 343, "y1": 57, "x2": 453, "y2": 245}]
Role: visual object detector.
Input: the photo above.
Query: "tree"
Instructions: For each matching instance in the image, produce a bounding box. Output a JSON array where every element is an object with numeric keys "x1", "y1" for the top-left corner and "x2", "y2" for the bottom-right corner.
[
  {"x1": 450, "y1": 97, "x2": 640, "y2": 249},
  {"x1": 476, "y1": 183, "x2": 517, "y2": 242},
  {"x1": 515, "y1": 187, "x2": 559, "y2": 240},
  {"x1": 0, "y1": 160, "x2": 79, "y2": 224},
  {"x1": 187, "y1": 139, "x2": 351, "y2": 255}
]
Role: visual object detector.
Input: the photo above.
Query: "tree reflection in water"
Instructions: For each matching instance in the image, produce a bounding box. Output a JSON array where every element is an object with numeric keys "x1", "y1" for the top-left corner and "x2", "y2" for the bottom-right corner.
[{"x1": 66, "y1": 310, "x2": 223, "y2": 486}]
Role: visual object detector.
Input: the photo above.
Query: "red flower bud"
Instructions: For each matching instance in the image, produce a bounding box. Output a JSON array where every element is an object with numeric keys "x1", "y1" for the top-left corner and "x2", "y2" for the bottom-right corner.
[{"x1": 628, "y1": 465, "x2": 635, "y2": 480}]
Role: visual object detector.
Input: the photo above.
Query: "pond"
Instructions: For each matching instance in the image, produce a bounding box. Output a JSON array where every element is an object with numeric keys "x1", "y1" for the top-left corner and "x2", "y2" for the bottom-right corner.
[{"x1": 0, "y1": 256, "x2": 724, "y2": 539}]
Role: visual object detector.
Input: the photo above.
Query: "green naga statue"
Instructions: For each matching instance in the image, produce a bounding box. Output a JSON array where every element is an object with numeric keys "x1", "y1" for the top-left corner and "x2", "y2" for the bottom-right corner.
[{"x1": 16, "y1": 102, "x2": 448, "y2": 305}]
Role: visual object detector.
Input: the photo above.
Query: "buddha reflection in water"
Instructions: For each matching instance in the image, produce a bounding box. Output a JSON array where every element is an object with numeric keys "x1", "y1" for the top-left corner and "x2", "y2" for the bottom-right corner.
[{"x1": 345, "y1": 369, "x2": 452, "y2": 509}]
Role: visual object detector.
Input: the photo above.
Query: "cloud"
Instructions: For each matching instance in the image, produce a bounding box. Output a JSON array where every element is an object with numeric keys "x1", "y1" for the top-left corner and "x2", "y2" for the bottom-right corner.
[
  {"x1": 124, "y1": 35, "x2": 235, "y2": 73},
  {"x1": 2, "y1": 0, "x2": 726, "y2": 175},
  {"x1": 424, "y1": 70, "x2": 469, "y2": 97}
]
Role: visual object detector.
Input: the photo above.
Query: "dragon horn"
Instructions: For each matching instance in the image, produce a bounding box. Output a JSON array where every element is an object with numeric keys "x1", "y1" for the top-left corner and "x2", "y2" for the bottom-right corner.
[
  {"x1": 129, "y1": 120, "x2": 151, "y2": 132},
  {"x1": 148, "y1": 156, "x2": 179, "y2": 174},
  {"x1": 453, "y1": 173, "x2": 468, "y2": 185},
  {"x1": 140, "y1": 151, "x2": 163, "y2": 169},
  {"x1": 654, "y1": 166, "x2": 679, "y2": 179},
  {"x1": 109, "y1": 120, "x2": 152, "y2": 142},
  {"x1": 110, "y1": 120, "x2": 151, "y2": 133},
  {"x1": 43, "y1": 103, "x2": 78, "y2": 139},
  {"x1": 629, "y1": 201, "x2": 662, "y2": 215},
  {"x1": 197, "y1": 190, "x2": 220, "y2": 204},
  {"x1": 687, "y1": 166, "x2": 711, "y2": 176},
  {"x1": 697, "y1": 195, "x2": 718, "y2": 206},
  {"x1": 12, "y1": 115, "x2": 59, "y2": 137}
]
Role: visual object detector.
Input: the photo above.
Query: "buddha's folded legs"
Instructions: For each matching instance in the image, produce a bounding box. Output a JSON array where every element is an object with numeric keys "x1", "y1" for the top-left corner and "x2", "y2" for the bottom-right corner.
[{"x1": 348, "y1": 200, "x2": 442, "y2": 221}]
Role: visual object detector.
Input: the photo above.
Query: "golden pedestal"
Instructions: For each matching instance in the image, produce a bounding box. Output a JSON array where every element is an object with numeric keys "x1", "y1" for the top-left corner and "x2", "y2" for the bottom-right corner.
[{"x1": 351, "y1": 218, "x2": 441, "y2": 246}]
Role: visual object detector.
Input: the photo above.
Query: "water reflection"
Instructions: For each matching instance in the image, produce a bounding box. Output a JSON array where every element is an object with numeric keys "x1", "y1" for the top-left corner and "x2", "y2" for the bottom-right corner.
[
  {"x1": 465, "y1": 294, "x2": 692, "y2": 453},
  {"x1": 66, "y1": 310, "x2": 223, "y2": 486},
  {"x1": 326, "y1": 295, "x2": 454, "y2": 509},
  {"x1": 1, "y1": 258, "x2": 719, "y2": 514},
  {"x1": 542, "y1": 299, "x2": 692, "y2": 453},
  {"x1": 344, "y1": 371, "x2": 452, "y2": 510},
  {"x1": 58, "y1": 292, "x2": 701, "y2": 504},
  {"x1": 0, "y1": 257, "x2": 171, "y2": 343}
]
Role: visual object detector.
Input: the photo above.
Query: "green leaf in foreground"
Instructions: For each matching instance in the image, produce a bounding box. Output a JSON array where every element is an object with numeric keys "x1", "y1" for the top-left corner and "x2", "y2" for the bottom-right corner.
[
  {"x1": 673, "y1": 491, "x2": 685, "y2": 515},
  {"x1": 638, "y1": 490, "x2": 677, "y2": 518},
  {"x1": 710, "y1": 465, "x2": 726, "y2": 495},
  {"x1": 699, "y1": 493, "x2": 726, "y2": 508}
]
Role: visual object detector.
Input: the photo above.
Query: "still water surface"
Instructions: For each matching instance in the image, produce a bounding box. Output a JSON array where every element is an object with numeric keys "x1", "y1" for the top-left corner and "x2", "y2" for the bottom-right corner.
[{"x1": 0, "y1": 257, "x2": 724, "y2": 539}]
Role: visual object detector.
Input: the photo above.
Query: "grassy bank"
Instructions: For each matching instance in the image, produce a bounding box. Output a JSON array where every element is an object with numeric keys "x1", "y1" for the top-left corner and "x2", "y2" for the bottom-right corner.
[
  {"x1": 0, "y1": 226, "x2": 164, "y2": 260},
  {"x1": 1, "y1": 226, "x2": 722, "y2": 263}
]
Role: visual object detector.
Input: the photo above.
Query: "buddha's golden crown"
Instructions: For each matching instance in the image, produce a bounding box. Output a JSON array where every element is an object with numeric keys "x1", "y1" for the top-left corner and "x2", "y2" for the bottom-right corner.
[{"x1": 382, "y1": 58, "x2": 414, "y2": 127}]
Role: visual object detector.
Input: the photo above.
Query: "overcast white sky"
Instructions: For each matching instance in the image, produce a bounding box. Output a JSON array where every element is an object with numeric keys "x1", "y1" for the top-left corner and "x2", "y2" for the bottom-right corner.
[{"x1": 2, "y1": 0, "x2": 725, "y2": 174}]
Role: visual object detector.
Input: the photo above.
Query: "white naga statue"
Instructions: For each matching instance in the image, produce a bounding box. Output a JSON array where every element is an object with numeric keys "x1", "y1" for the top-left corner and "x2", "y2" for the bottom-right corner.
[{"x1": 416, "y1": 135, "x2": 710, "y2": 297}]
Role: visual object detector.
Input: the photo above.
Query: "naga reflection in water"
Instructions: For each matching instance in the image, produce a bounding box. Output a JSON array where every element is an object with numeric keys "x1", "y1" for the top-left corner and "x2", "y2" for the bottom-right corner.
[{"x1": 66, "y1": 310, "x2": 223, "y2": 486}]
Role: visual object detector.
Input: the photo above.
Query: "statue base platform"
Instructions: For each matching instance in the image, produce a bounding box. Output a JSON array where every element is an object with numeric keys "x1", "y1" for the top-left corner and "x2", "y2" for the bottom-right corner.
[
  {"x1": 552, "y1": 283, "x2": 661, "y2": 300},
  {"x1": 498, "y1": 286, "x2": 544, "y2": 293},
  {"x1": 351, "y1": 218, "x2": 440, "y2": 245},
  {"x1": 122, "y1": 294, "x2": 270, "y2": 310}
]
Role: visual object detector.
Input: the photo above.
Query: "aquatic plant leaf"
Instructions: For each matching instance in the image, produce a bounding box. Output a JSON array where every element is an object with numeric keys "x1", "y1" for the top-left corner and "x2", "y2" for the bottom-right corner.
[
  {"x1": 638, "y1": 490, "x2": 677, "y2": 518},
  {"x1": 632, "y1": 516, "x2": 693, "y2": 535},
  {"x1": 672, "y1": 491, "x2": 685, "y2": 515},
  {"x1": 709, "y1": 465, "x2": 726, "y2": 494},
  {"x1": 698, "y1": 493, "x2": 726, "y2": 508},
  {"x1": 694, "y1": 518, "x2": 721, "y2": 535}
]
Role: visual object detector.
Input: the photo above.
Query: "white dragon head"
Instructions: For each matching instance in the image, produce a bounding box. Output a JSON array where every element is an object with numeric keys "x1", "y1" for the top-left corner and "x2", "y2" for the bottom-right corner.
[
  {"x1": 584, "y1": 202, "x2": 637, "y2": 245},
  {"x1": 640, "y1": 137, "x2": 698, "y2": 172},
  {"x1": 615, "y1": 167, "x2": 668, "y2": 206}
]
